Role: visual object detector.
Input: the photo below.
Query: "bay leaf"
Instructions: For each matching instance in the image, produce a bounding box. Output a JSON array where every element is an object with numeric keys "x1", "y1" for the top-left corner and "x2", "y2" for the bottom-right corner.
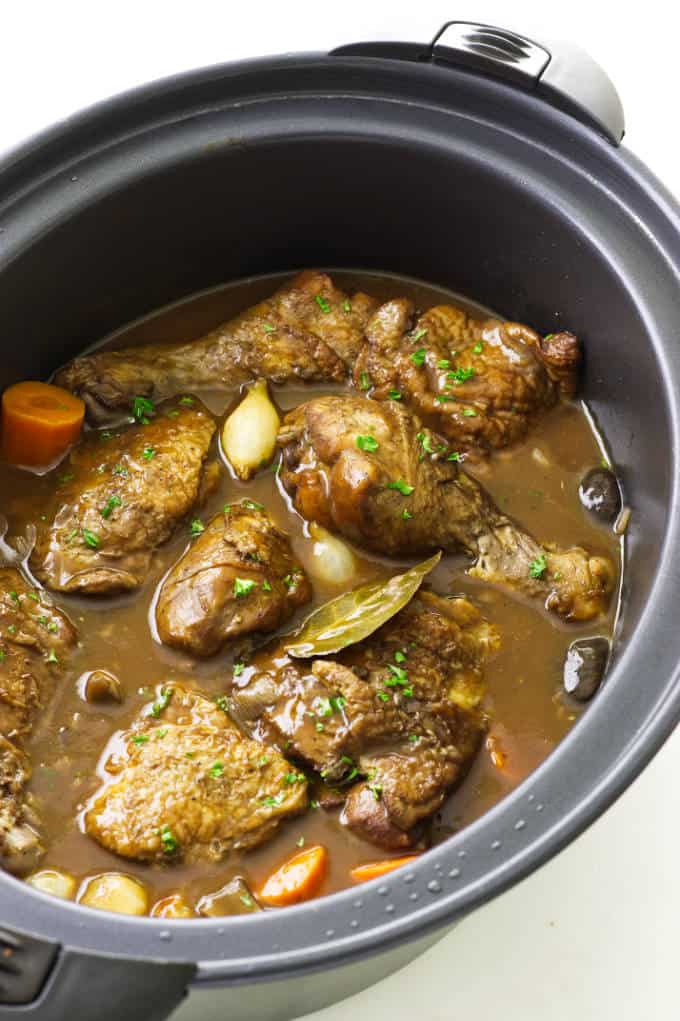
[{"x1": 285, "y1": 552, "x2": 441, "y2": 658}]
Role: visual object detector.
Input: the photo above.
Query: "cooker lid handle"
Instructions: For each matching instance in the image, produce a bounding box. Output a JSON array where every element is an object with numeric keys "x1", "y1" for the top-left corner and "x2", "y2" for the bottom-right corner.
[
  {"x1": 332, "y1": 21, "x2": 625, "y2": 144},
  {"x1": 429, "y1": 21, "x2": 625, "y2": 143}
]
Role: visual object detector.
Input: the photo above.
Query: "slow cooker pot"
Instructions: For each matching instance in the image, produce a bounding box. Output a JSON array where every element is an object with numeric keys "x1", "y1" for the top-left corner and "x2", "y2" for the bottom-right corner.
[{"x1": 0, "y1": 20, "x2": 679, "y2": 1021}]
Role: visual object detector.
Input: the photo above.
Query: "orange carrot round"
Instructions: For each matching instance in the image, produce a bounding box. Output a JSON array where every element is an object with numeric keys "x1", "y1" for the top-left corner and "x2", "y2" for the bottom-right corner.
[
  {"x1": 350, "y1": 855, "x2": 420, "y2": 884},
  {"x1": 259, "y1": 845, "x2": 328, "y2": 906},
  {"x1": 1, "y1": 381, "x2": 84, "y2": 467}
]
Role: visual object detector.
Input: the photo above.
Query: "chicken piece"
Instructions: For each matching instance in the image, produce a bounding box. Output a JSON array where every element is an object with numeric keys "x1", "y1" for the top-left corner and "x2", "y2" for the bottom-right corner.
[
  {"x1": 0, "y1": 567, "x2": 77, "y2": 872},
  {"x1": 278, "y1": 396, "x2": 613, "y2": 621},
  {"x1": 156, "y1": 502, "x2": 311, "y2": 656},
  {"x1": 30, "y1": 400, "x2": 217, "y2": 595},
  {"x1": 234, "y1": 592, "x2": 498, "y2": 849},
  {"x1": 55, "y1": 271, "x2": 379, "y2": 423},
  {"x1": 353, "y1": 299, "x2": 580, "y2": 454},
  {"x1": 84, "y1": 685, "x2": 307, "y2": 864}
]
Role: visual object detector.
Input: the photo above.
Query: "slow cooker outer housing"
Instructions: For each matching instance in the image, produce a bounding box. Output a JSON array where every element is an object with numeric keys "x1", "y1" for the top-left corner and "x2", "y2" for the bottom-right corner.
[{"x1": 0, "y1": 36, "x2": 679, "y2": 1019}]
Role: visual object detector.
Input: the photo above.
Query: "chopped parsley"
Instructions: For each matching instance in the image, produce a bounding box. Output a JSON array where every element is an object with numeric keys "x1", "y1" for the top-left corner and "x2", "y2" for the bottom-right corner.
[
  {"x1": 330, "y1": 695, "x2": 347, "y2": 712},
  {"x1": 151, "y1": 687, "x2": 173, "y2": 718},
  {"x1": 449, "y1": 366, "x2": 475, "y2": 384},
  {"x1": 7, "y1": 624, "x2": 16, "y2": 635},
  {"x1": 416, "y1": 431, "x2": 435, "y2": 455},
  {"x1": 258, "y1": 755, "x2": 269, "y2": 767},
  {"x1": 529, "y1": 554, "x2": 548, "y2": 579},
  {"x1": 262, "y1": 793, "x2": 285, "y2": 807},
  {"x1": 315, "y1": 294, "x2": 330, "y2": 314},
  {"x1": 209, "y1": 762, "x2": 224, "y2": 779},
  {"x1": 410, "y1": 348, "x2": 427, "y2": 367},
  {"x1": 356, "y1": 434, "x2": 379, "y2": 453},
  {"x1": 386, "y1": 664, "x2": 409, "y2": 686},
  {"x1": 100, "y1": 431, "x2": 113, "y2": 441},
  {"x1": 261, "y1": 322, "x2": 276, "y2": 335},
  {"x1": 132, "y1": 395, "x2": 155, "y2": 424},
  {"x1": 101, "y1": 495, "x2": 122, "y2": 519},
  {"x1": 401, "y1": 508, "x2": 412, "y2": 520},
  {"x1": 82, "y1": 528, "x2": 100, "y2": 549},
  {"x1": 343, "y1": 299, "x2": 352, "y2": 313},
  {"x1": 473, "y1": 341, "x2": 484, "y2": 354},
  {"x1": 112, "y1": 464, "x2": 129, "y2": 478},
  {"x1": 447, "y1": 452, "x2": 461, "y2": 462},
  {"x1": 262, "y1": 579, "x2": 272, "y2": 592},
  {"x1": 377, "y1": 690, "x2": 390, "y2": 702},
  {"x1": 359, "y1": 372, "x2": 371, "y2": 391},
  {"x1": 179, "y1": 395, "x2": 194, "y2": 406},
  {"x1": 240, "y1": 893, "x2": 255, "y2": 908},
  {"x1": 46, "y1": 650, "x2": 59, "y2": 665},
  {"x1": 283, "y1": 571, "x2": 301, "y2": 590},
  {"x1": 190, "y1": 518, "x2": 205, "y2": 536},
  {"x1": 437, "y1": 359, "x2": 451, "y2": 369},
  {"x1": 285, "y1": 772, "x2": 306, "y2": 785},
  {"x1": 411, "y1": 328, "x2": 428, "y2": 343},
  {"x1": 233, "y1": 577, "x2": 256, "y2": 598},
  {"x1": 233, "y1": 662, "x2": 245, "y2": 677},
  {"x1": 9, "y1": 591, "x2": 18, "y2": 602},
  {"x1": 142, "y1": 446, "x2": 156, "y2": 461},
  {"x1": 131, "y1": 734, "x2": 149, "y2": 745},
  {"x1": 160, "y1": 824, "x2": 178, "y2": 855},
  {"x1": 310, "y1": 800, "x2": 320, "y2": 809},
  {"x1": 387, "y1": 479, "x2": 414, "y2": 496},
  {"x1": 58, "y1": 472, "x2": 74, "y2": 485},
  {"x1": 0, "y1": 650, "x2": 5, "y2": 663},
  {"x1": 315, "y1": 721, "x2": 325, "y2": 732},
  {"x1": 408, "y1": 734, "x2": 421, "y2": 744},
  {"x1": 368, "y1": 783, "x2": 383, "y2": 801},
  {"x1": 394, "y1": 650, "x2": 406, "y2": 663},
  {"x1": 544, "y1": 333, "x2": 554, "y2": 341},
  {"x1": 387, "y1": 389, "x2": 402, "y2": 401},
  {"x1": 242, "y1": 499, "x2": 264, "y2": 511},
  {"x1": 215, "y1": 695, "x2": 231, "y2": 713},
  {"x1": 462, "y1": 408, "x2": 477, "y2": 417}
]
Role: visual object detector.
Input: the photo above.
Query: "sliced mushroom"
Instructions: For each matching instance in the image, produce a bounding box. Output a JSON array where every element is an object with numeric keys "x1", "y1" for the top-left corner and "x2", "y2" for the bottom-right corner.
[
  {"x1": 563, "y1": 637, "x2": 610, "y2": 701},
  {"x1": 78, "y1": 669, "x2": 122, "y2": 704},
  {"x1": 579, "y1": 467, "x2": 621, "y2": 524},
  {"x1": 197, "y1": 876, "x2": 260, "y2": 916}
]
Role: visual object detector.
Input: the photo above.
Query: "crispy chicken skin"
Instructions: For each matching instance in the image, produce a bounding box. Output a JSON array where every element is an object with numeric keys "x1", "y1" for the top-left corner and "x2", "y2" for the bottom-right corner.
[
  {"x1": 84, "y1": 685, "x2": 308, "y2": 864},
  {"x1": 55, "y1": 271, "x2": 379, "y2": 423},
  {"x1": 0, "y1": 568, "x2": 76, "y2": 872},
  {"x1": 353, "y1": 299, "x2": 580, "y2": 454},
  {"x1": 234, "y1": 592, "x2": 498, "y2": 849},
  {"x1": 156, "y1": 502, "x2": 311, "y2": 657},
  {"x1": 30, "y1": 400, "x2": 216, "y2": 595},
  {"x1": 278, "y1": 396, "x2": 613, "y2": 621}
]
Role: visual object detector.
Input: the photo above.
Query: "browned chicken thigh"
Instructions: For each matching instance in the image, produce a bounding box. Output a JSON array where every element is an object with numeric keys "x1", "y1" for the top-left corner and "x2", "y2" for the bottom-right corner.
[
  {"x1": 278, "y1": 396, "x2": 613, "y2": 621},
  {"x1": 0, "y1": 567, "x2": 76, "y2": 872},
  {"x1": 31, "y1": 400, "x2": 216, "y2": 595},
  {"x1": 234, "y1": 591, "x2": 498, "y2": 849},
  {"x1": 56, "y1": 271, "x2": 379, "y2": 423},
  {"x1": 156, "y1": 501, "x2": 311, "y2": 656},
  {"x1": 84, "y1": 685, "x2": 307, "y2": 864},
  {"x1": 353, "y1": 298, "x2": 579, "y2": 454}
]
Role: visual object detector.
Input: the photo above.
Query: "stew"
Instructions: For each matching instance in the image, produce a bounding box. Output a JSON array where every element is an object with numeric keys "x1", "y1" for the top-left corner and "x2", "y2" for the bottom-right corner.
[{"x1": 0, "y1": 270, "x2": 621, "y2": 916}]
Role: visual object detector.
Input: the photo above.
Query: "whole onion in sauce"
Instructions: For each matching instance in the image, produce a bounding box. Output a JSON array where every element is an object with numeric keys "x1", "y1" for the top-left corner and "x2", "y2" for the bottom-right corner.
[
  {"x1": 563, "y1": 637, "x2": 610, "y2": 701},
  {"x1": 579, "y1": 467, "x2": 621, "y2": 523}
]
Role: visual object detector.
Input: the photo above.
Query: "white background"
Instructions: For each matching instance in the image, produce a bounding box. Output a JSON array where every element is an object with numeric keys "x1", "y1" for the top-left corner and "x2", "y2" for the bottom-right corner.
[{"x1": 1, "y1": 3, "x2": 678, "y2": 1019}]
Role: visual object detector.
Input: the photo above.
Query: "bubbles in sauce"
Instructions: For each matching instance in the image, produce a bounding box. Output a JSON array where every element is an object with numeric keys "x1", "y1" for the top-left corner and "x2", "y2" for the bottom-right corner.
[{"x1": 0, "y1": 270, "x2": 621, "y2": 911}]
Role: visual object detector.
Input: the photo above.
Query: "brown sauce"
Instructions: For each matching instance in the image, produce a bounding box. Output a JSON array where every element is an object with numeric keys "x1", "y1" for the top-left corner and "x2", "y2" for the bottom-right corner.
[{"x1": 0, "y1": 271, "x2": 621, "y2": 912}]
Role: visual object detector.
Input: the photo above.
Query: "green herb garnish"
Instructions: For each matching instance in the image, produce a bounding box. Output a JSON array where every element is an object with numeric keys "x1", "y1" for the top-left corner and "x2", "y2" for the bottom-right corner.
[
  {"x1": 132, "y1": 395, "x2": 155, "y2": 424},
  {"x1": 315, "y1": 294, "x2": 330, "y2": 314},
  {"x1": 411, "y1": 328, "x2": 428, "y2": 343},
  {"x1": 82, "y1": 528, "x2": 100, "y2": 549},
  {"x1": 410, "y1": 348, "x2": 427, "y2": 367},
  {"x1": 209, "y1": 762, "x2": 224, "y2": 779},
  {"x1": 387, "y1": 389, "x2": 402, "y2": 401},
  {"x1": 473, "y1": 341, "x2": 484, "y2": 354},
  {"x1": 179, "y1": 395, "x2": 194, "y2": 406},
  {"x1": 242, "y1": 499, "x2": 264, "y2": 511},
  {"x1": 401, "y1": 508, "x2": 412, "y2": 520},
  {"x1": 160, "y1": 824, "x2": 178, "y2": 855},
  {"x1": 449, "y1": 366, "x2": 475, "y2": 384},
  {"x1": 387, "y1": 479, "x2": 414, "y2": 496},
  {"x1": 142, "y1": 446, "x2": 156, "y2": 460},
  {"x1": 356, "y1": 434, "x2": 379, "y2": 453},
  {"x1": 233, "y1": 577, "x2": 256, "y2": 598},
  {"x1": 359, "y1": 372, "x2": 371, "y2": 391},
  {"x1": 529, "y1": 554, "x2": 548, "y2": 579},
  {"x1": 101, "y1": 495, "x2": 122, "y2": 519},
  {"x1": 190, "y1": 518, "x2": 205, "y2": 536},
  {"x1": 151, "y1": 687, "x2": 173, "y2": 717}
]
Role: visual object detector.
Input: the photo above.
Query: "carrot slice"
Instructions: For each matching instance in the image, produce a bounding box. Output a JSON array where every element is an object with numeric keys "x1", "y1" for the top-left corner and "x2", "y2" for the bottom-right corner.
[
  {"x1": 350, "y1": 855, "x2": 420, "y2": 884},
  {"x1": 2, "y1": 381, "x2": 84, "y2": 467},
  {"x1": 259, "y1": 845, "x2": 328, "y2": 906}
]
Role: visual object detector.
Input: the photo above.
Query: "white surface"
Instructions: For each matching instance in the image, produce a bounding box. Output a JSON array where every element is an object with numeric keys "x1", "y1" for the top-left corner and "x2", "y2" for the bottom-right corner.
[{"x1": 2, "y1": 3, "x2": 678, "y2": 1019}]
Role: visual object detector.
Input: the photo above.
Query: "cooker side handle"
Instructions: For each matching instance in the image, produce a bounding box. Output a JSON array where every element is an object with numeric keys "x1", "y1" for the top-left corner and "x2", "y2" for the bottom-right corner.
[
  {"x1": 0, "y1": 928, "x2": 195, "y2": 1021},
  {"x1": 332, "y1": 21, "x2": 625, "y2": 144}
]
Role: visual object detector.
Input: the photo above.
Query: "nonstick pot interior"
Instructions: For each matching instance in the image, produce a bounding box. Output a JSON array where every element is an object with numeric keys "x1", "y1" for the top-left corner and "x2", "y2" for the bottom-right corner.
[{"x1": 0, "y1": 53, "x2": 678, "y2": 989}]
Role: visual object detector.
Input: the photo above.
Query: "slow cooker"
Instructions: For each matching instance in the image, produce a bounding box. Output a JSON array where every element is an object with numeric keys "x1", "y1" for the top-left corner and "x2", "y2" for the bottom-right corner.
[{"x1": 0, "y1": 20, "x2": 678, "y2": 1021}]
